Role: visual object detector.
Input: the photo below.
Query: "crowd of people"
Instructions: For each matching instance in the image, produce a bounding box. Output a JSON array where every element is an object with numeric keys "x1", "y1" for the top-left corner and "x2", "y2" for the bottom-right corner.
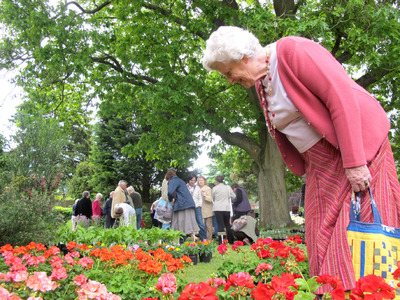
[
  {"x1": 72, "y1": 180, "x2": 143, "y2": 230},
  {"x1": 150, "y1": 169, "x2": 259, "y2": 244},
  {"x1": 71, "y1": 170, "x2": 259, "y2": 245}
]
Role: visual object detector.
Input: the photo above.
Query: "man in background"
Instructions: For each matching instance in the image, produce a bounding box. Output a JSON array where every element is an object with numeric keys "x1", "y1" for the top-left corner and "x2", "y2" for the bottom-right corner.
[{"x1": 128, "y1": 186, "x2": 143, "y2": 230}]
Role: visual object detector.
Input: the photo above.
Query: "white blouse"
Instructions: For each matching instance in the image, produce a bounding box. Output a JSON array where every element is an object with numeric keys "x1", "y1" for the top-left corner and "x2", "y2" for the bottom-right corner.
[{"x1": 261, "y1": 42, "x2": 322, "y2": 153}]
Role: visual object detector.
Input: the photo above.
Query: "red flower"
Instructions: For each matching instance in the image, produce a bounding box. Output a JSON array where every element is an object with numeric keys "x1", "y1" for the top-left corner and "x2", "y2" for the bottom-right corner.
[
  {"x1": 178, "y1": 282, "x2": 218, "y2": 300},
  {"x1": 350, "y1": 274, "x2": 395, "y2": 300},
  {"x1": 271, "y1": 273, "x2": 299, "y2": 294},
  {"x1": 392, "y1": 261, "x2": 400, "y2": 280},
  {"x1": 257, "y1": 248, "x2": 272, "y2": 259},
  {"x1": 231, "y1": 241, "x2": 244, "y2": 251},
  {"x1": 217, "y1": 244, "x2": 228, "y2": 255},
  {"x1": 224, "y1": 272, "x2": 254, "y2": 292},
  {"x1": 250, "y1": 282, "x2": 275, "y2": 300}
]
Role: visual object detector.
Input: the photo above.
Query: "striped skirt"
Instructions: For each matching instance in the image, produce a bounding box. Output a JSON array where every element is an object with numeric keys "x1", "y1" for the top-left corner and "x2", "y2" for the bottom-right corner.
[{"x1": 301, "y1": 137, "x2": 400, "y2": 294}]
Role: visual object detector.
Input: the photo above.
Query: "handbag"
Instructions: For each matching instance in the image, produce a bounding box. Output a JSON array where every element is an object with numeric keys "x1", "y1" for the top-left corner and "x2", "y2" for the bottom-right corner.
[
  {"x1": 347, "y1": 188, "x2": 400, "y2": 294},
  {"x1": 232, "y1": 215, "x2": 248, "y2": 232},
  {"x1": 154, "y1": 199, "x2": 173, "y2": 224}
]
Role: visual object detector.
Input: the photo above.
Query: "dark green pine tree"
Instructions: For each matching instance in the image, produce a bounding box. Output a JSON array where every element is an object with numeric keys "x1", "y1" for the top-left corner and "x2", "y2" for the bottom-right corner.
[{"x1": 90, "y1": 113, "x2": 165, "y2": 204}]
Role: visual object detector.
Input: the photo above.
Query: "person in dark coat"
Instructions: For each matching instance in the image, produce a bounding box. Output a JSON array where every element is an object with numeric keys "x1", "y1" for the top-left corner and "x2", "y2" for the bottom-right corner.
[
  {"x1": 231, "y1": 183, "x2": 252, "y2": 222},
  {"x1": 102, "y1": 191, "x2": 115, "y2": 229},
  {"x1": 74, "y1": 191, "x2": 92, "y2": 229}
]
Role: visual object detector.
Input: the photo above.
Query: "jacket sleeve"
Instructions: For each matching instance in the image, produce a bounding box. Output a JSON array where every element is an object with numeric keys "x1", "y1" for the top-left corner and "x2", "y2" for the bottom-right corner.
[
  {"x1": 233, "y1": 189, "x2": 243, "y2": 207},
  {"x1": 202, "y1": 187, "x2": 213, "y2": 203},
  {"x1": 278, "y1": 37, "x2": 368, "y2": 168},
  {"x1": 167, "y1": 178, "x2": 177, "y2": 202}
]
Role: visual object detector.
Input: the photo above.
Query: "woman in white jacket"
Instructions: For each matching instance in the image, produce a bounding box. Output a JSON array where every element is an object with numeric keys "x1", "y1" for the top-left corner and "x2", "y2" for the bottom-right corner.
[{"x1": 212, "y1": 175, "x2": 235, "y2": 244}]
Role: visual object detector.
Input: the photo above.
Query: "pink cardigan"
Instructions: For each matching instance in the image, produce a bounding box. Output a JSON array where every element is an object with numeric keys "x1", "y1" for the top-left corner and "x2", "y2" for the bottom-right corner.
[{"x1": 256, "y1": 36, "x2": 390, "y2": 176}]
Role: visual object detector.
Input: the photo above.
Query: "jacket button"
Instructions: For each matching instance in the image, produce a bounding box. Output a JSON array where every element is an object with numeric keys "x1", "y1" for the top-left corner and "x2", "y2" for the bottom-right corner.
[
  {"x1": 307, "y1": 122, "x2": 311, "y2": 126},
  {"x1": 322, "y1": 135, "x2": 325, "y2": 138}
]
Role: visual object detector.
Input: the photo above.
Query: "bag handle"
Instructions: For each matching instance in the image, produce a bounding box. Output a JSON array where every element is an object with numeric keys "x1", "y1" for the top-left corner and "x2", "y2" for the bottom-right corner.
[{"x1": 350, "y1": 187, "x2": 382, "y2": 224}]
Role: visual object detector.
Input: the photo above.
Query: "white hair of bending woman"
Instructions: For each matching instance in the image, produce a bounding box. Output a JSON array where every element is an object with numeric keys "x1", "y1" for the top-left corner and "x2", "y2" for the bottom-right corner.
[{"x1": 202, "y1": 26, "x2": 262, "y2": 71}]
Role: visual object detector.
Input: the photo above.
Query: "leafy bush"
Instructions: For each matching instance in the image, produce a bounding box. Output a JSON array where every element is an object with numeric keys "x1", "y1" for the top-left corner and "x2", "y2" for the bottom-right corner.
[
  {"x1": 0, "y1": 189, "x2": 64, "y2": 247},
  {"x1": 53, "y1": 206, "x2": 73, "y2": 223},
  {"x1": 55, "y1": 223, "x2": 183, "y2": 247}
]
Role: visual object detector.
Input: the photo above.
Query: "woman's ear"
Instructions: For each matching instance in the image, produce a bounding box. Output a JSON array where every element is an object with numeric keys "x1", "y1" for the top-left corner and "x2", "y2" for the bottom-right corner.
[{"x1": 243, "y1": 55, "x2": 250, "y2": 63}]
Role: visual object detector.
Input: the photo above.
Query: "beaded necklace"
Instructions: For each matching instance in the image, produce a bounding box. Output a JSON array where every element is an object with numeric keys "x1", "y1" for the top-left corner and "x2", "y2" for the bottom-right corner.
[{"x1": 258, "y1": 46, "x2": 276, "y2": 139}]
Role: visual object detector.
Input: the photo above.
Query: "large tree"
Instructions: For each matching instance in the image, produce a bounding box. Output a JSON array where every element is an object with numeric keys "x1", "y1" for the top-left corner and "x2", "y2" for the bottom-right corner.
[{"x1": 0, "y1": 0, "x2": 399, "y2": 227}]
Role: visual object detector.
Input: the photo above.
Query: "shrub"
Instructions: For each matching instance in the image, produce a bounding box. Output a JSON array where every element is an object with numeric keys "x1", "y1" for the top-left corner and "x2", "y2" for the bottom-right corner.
[{"x1": 0, "y1": 189, "x2": 64, "y2": 247}]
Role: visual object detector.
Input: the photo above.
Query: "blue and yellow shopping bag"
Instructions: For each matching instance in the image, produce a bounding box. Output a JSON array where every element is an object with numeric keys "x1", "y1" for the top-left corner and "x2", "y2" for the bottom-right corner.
[{"x1": 347, "y1": 188, "x2": 400, "y2": 297}]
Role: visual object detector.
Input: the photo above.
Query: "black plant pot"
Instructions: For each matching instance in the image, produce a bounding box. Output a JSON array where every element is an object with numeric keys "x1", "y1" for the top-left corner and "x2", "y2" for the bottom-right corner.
[
  {"x1": 199, "y1": 253, "x2": 212, "y2": 263},
  {"x1": 189, "y1": 254, "x2": 198, "y2": 265}
]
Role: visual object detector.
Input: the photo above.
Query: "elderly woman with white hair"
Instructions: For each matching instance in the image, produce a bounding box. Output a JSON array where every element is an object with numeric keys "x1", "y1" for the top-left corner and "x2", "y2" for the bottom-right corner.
[
  {"x1": 92, "y1": 193, "x2": 103, "y2": 220},
  {"x1": 202, "y1": 26, "x2": 400, "y2": 294}
]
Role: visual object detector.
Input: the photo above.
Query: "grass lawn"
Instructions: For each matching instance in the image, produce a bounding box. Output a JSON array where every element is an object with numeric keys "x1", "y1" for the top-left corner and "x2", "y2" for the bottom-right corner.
[{"x1": 179, "y1": 246, "x2": 250, "y2": 283}]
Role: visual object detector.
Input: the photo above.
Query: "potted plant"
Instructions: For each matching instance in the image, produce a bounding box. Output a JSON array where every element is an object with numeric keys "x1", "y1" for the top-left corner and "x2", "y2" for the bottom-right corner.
[
  {"x1": 198, "y1": 240, "x2": 215, "y2": 263},
  {"x1": 182, "y1": 242, "x2": 199, "y2": 265}
]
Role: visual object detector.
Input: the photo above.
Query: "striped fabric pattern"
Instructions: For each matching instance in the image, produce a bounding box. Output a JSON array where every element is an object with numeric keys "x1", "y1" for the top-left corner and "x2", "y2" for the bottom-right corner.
[{"x1": 301, "y1": 137, "x2": 400, "y2": 294}]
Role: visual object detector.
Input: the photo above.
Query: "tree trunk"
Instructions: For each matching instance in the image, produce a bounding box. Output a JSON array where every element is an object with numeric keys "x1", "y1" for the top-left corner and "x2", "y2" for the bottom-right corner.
[{"x1": 256, "y1": 136, "x2": 292, "y2": 228}]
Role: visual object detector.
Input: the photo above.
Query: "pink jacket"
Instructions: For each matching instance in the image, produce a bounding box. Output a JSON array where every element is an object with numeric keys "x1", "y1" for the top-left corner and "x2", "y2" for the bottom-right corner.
[
  {"x1": 92, "y1": 199, "x2": 102, "y2": 217},
  {"x1": 256, "y1": 36, "x2": 389, "y2": 176}
]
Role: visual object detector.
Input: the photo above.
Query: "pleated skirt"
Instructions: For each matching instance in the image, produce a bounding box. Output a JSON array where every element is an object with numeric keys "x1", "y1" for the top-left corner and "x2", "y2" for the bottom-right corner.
[
  {"x1": 171, "y1": 208, "x2": 199, "y2": 235},
  {"x1": 301, "y1": 137, "x2": 400, "y2": 294}
]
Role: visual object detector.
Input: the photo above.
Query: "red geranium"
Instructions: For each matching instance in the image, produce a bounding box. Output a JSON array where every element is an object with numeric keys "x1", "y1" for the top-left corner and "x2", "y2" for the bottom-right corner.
[
  {"x1": 217, "y1": 244, "x2": 228, "y2": 255},
  {"x1": 350, "y1": 274, "x2": 395, "y2": 300},
  {"x1": 178, "y1": 282, "x2": 218, "y2": 300},
  {"x1": 224, "y1": 272, "x2": 255, "y2": 292},
  {"x1": 250, "y1": 282, "x2": 275, "y2": 300}
]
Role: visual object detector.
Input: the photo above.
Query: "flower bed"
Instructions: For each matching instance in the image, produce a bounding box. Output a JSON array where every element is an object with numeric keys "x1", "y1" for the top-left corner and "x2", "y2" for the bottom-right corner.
[{"x1": 1, "y1": 236, "x2": 399, "y2": 299}]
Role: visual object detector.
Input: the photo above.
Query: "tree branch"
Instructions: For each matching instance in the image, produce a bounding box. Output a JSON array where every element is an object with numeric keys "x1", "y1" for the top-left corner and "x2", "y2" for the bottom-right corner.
[
  {"x1": 66, "y1": 1, "x2": 112, "y2": 14},
  {"x1": 91, "y1": 55, "x2": 158, "y2": 85},
  {"x1": 356, "y1": 68, "x2": 392, "y2": 89},
  {"x1": 142, "y1": 3, "x2": 207, "y2": 40}
]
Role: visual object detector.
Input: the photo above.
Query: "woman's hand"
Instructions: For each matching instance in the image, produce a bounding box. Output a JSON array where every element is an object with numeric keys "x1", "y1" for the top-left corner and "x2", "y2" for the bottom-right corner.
[{"x1": 345, "y1": 165, "x2": 372, "y2": 192}]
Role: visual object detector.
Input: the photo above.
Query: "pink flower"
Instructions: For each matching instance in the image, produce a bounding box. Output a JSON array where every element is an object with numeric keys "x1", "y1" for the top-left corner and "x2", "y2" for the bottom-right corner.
[
  {"x1": 26, "y1": 272, "x2": 58, "y2": 292},
  {"x1": 27, "y1": 297, "x2": 43, "y2": 300},
  {"x1": 50, "y1": 256, "x2": 64, "y2": 269},
  {"x1": 74, "y1": 274, "x2": 88, "y2": 286},
  {"x1": 155, "y1": 273, "x2": 177, "y2": 294},
  {"x1": 77, "y1": 280, "x2": 108, "y2": 299},
  {"x1": 206, "y1": 277, "x2": 227, "y2": 288},
  {"x1": 8, "y1": 270, "x2": 29, "y2": 282},
  {"x1": 0, "y1": 286, "x2": 22, "y2": 300},
  {"x1": 64, "y1": 253, "x2": 76, "y2": 265},
  {"x1": 26, "y1": 255, "x2": 45, "y2": 266},
  {"x1": 255, "y1": 263, "x2": 273, "y2": 275},
  {"x1": 70, "y1": 251, "x2": 81, "y2": 258},
  {"x1": 78, "y1": 257, "x2": 94, "y2": 269},
  {"x1": 50, "y1": 267, "x2": 68, "y2": 280},
  {"x1": 107, "y1": 293, "x2": 122, "y2": 300},
  {"x1": 0, "y1": 272, "x2": 11, "y2": 281}
]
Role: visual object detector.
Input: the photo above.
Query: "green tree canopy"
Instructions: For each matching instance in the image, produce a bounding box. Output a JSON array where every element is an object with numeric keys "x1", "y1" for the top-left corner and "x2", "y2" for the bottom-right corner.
[{"x1": 1, "y1": 0, "x2": 399, "y2": 226}]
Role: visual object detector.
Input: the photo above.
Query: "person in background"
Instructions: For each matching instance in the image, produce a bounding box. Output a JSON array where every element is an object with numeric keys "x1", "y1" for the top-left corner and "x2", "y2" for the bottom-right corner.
[
  {"x1": 128, "y1": 186, "x2": 143, "y2": 230},
  {"x1": 202, "y1": 25, "x2": 400, "y2": 294},
  {"x1": 232, "y1": 210, "x2": 259, "y2": 245},
  {"x1": 125, "y1": 187, "x2": 135, "y2": 208},
  {"x1": 208, "y1": 182, "x2": 219, "y2": 240},
  {"x1": 71, "y1": 198, "x2": 80, "y2": 231},
  {"x1": 198, "y1": 176, "x2": 214, "y2": 241},
  {"x1": 150, "y1": 198, "x2": 162, "y2": 228},
  {"x1": 74, "y1": 191, "x2": 92, "y2": 229},
  {"x1": 92, "y1": 193, "x2": 103, "y2": 220},
  {"x1": 166, "y1": 169, "x2": 199, "y2": 242},
  {"x1": 114, "y1": 202, "x2": 136, "y2": 227},
  {"x1": 103, "y1": 191, "x2": 115, "y2": 229},
  {"x1": 187, "y1": 173, "x2": 207, "y2": 241},
  {"x1": 212, "y1": 175, "x2": 235, "y2": 244},
  {"x1": 231, "y1": 183, "x2": 251, "y2": 222},
  {"x1": 111, "y1": 180, "x2": 128, "y2": 219}
]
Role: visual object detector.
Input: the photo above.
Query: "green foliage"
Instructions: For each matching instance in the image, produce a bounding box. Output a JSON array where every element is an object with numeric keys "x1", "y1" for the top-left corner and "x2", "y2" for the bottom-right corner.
[
  {"x1": 90, "y1": 113, "x2": 166, "y2": 203},
  {"x1": 67, "y1": 161, "x2": 96, "y2": 199},
  {"x1": 0, "y1": 189, "x2": 64, "y2": 246},
  {"x1": 1, "y1": 0, "x2": 399, "y2": 227},
  {"x1": 53, "y1": 205, "x2": 73, "y2": 223},
  {"x1": 55, "y1": 223, "x2": 183, "y2": 247}
]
